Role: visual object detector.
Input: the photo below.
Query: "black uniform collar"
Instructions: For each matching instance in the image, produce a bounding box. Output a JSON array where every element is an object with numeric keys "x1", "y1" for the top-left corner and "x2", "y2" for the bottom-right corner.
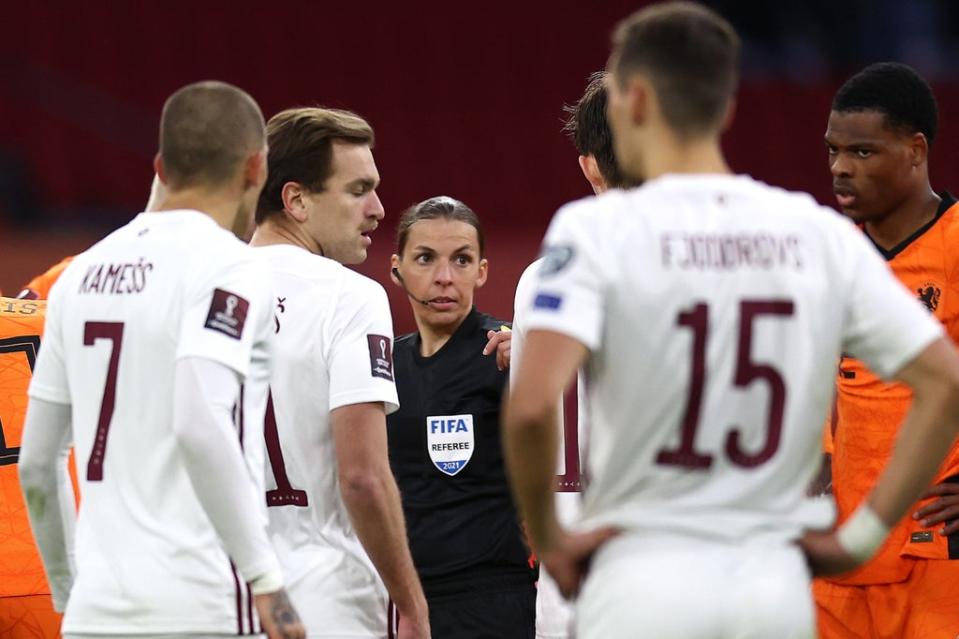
[
  {"x1": 412, "y1": 306, "x2": 481, "y2": 364},
  {"x1": 864, "y1": 191, "x2": 957, "y2": 261}
]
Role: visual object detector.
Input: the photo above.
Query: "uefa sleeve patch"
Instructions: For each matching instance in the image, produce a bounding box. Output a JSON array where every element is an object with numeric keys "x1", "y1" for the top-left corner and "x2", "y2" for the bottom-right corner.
[
  {"x1": 367, "y1": 334, "x2": 394, "y2": 381},
  {"x1": 204, "y1": 288, "x2": 250, "y2": 340},
  {"x1": 533, "y1": 293, "x2": 563, "y2": 310},
  {"x1": 539, "y1": 244, "x2": 575, "y2": 276}
]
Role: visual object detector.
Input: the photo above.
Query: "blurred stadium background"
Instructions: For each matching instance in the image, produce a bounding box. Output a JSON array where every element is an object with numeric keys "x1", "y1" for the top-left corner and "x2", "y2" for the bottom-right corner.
[{"x1": 2, "y1": 0, "x2": 959, "y2": 334}]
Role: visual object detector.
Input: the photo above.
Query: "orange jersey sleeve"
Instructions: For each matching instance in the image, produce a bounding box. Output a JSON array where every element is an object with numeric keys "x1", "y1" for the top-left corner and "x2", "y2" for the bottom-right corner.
[
  {"x1": 0, "y1": 298, "x2": 49, "y2": 596},
  {"x1": 829, "y1": 196, "x2": 959, "y2": 585},
  {"x1": 17, "y1": 256, "x2": 75, "y2": 301}
]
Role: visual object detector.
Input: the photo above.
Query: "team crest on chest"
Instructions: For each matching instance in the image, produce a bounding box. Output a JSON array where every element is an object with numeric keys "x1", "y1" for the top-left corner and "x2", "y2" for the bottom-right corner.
[
  {"x1": 426, "y1": 414, "x2": 474, "y2": 476},
  {"x1": 917, "y1": 282, "x2": 942, "y2": 313}
]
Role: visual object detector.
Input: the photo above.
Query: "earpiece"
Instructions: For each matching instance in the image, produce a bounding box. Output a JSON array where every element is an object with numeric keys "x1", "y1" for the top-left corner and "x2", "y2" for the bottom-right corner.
[{"x1": 391, "y1": 267, "x2": 430, "y2": 306}]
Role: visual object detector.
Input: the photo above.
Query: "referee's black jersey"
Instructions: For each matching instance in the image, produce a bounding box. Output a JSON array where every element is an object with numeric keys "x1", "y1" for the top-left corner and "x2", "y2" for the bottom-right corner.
[{"x1": 387, "y1": 307, "x2": 535, "y2": 596}]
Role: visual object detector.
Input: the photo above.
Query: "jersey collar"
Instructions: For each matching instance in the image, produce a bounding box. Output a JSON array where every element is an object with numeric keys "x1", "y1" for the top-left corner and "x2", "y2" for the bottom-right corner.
[
  {"x1": 413, "y1": 306, "x2": 480, "y2": 364},
  {"x1": 863, "y1": 191, "x2": 957, "y2": 261}
]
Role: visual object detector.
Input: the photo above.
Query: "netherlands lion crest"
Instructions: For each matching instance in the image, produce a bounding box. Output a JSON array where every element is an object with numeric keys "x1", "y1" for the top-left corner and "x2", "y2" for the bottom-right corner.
[{"x1": 917, "y1": 283, "x2": 942, "y2": 313}]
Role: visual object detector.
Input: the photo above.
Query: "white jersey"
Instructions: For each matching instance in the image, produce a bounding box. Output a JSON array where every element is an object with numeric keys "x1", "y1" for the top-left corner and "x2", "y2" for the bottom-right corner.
[
  {"x1": 513, "y1": 258, "x2": 583, "y2": 639},
  {"x1": 524, "y1": 174, "x2": 943, "y2": 544},
  {"x1": 29, "y1": 210, "x2": 276, "y2": 635},
  {"x1": 513, "y1": 258, "x2": 587, "y2": 516},
  {"x1": 254, "y1": 244, "x2": 399, "y2": 638}
]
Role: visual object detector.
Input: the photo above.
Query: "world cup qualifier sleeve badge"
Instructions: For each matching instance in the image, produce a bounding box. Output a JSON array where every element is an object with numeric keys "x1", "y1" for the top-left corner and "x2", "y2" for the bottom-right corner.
[
  {"x1": 426, "y1": 414, "x2": 474, "y2": 476},
  {"x1": 204, "y1": 288, "x2": 249, "y2": 339}
]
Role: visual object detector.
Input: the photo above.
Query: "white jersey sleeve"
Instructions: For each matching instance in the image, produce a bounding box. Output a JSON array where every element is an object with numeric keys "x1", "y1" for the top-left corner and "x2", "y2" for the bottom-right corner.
[
  {"x1": 18, "y1": 398, "x2": 75, "y2": 611},
  {"x1": 835, "y1": 217, "x2": 943, "y2": 377},
  {"x1": 327, "y1": 277, "x2": 399, "y2": 414},
  {"x1": 28, "y1": 275, "x2": 70, "y2": 404},
  {"x1": 175, "y1": 254, "x2": 273, "y2": 378},
  {"x1": 509, "y1": 259, "x2": 540, "y2": 384},
  {"x1": 514, "y1": 257, "x2": 581, "y2": 639},
  {"x1": 172, "y1": 357, "x2": 282, "y2": 589},
  {"x1": 524, "y1": 203, "x2": 607, "y2": 351}
]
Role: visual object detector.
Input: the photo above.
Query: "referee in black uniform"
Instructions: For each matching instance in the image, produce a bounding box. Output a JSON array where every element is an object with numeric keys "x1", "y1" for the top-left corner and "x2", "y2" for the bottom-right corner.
[{"x1": 387, "y1": 196, "x2": 536, "y2": 638}]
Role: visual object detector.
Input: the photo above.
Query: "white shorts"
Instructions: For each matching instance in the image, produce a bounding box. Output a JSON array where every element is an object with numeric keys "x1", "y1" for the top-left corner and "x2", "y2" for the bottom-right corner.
[
  {"x1": 536, "y1": 564, "x2": 575, "y2": 638},
  {"x1": 576, "y1": 534, "x2": 815, "y2": 639},
  {"x1": 536, "y1": 489, "x2": 582, "y2": 638}
]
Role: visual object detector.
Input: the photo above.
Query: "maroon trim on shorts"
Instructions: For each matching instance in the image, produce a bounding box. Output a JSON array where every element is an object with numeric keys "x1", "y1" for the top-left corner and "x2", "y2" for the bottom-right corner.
[
  {"x1": 231, "y1": 561, "x2": 244, "y2": 634},
  {"x1": 247, "y1": 582, "x2": 255, "y2": 633}
]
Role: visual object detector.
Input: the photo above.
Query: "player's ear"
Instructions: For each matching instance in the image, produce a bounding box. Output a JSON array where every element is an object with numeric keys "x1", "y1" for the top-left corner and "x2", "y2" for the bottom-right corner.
[
  {"x1": 153, "y1": 153, "x2": 168, "y2": 185},
  {"x1": 389, "y1": 254, "x2": 402, "y2": 286},
  {"x1": 578, "y1": 155, "x2": 607, "y2": 194},
  {"x1": 910, "y1": 131, "x2": 929, "y2": 168},
  {"x1": 253, "y1": 148, "x2": 268, "y2": 188},
  {"x1": 475, "y1": 258, "x2": 489, "y2": 289},
  {"x1": 627, "y1": 75, "x2": 651, "y2": 127},
  {"x1": 281, "y1": 182, "x2": 309, "y2": 223},
  {"x1": 719, "y1": 97, "x2": 737, "y2": 133},
  {"x1": 242, "y1": 149, "x2": 267, "y2": 192}
]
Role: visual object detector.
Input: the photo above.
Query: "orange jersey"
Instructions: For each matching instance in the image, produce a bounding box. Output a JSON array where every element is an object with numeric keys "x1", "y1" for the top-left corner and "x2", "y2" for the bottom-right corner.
[
  {"x1": 17, "y1": 256, "x2": 74, "y2": 301},
  {"x1": 829, "y1": 193, "x2": 959, "y2": 585},
  {"x1": 0, "y1": 298, "x2": 48, "y2": 597}
]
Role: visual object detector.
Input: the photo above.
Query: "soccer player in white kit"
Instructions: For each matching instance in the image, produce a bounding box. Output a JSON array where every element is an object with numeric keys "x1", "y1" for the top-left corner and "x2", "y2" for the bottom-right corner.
[
  {"x1": 18, "y1": 82, "x2": 305, "y2": 639},
  {"x1": 504, "y1": 4, "x2": 959, "y2": 638},
  {"x1": 509, "y1": 70, "x2": 638, "y2": 639},
  {"x1": 249, "y1": 108, "x2": 429, "y2": 639}
]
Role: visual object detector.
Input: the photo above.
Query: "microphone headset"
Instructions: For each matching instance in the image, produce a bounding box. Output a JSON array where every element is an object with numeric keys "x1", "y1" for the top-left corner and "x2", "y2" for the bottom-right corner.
[{"x1": 391, "y1": 267, "x2": 431, "y2": 306}]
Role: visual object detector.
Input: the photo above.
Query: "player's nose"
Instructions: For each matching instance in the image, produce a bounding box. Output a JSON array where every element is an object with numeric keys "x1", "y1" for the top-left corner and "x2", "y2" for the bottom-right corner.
[
  {"x1": 367, "y1": 191, "x2": 385, "y2": 220},
  {"x1": 830, "y1": 154, "x2": 853, "y2": 178}
]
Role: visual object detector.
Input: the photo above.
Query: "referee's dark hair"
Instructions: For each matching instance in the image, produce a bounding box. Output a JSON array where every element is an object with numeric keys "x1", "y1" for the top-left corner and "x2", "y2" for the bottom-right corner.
[
  {"x1": 611, "y1": 1, "x2": 740, "y2": 138},
  {"x1": 832, "y1": 62, "x2": 939, "y2": 146},
  {"x1": 561, "y1": 71, "x2": 630, "y2": 189},
  {"x1": 396, "y1": 196, "x2": 485, "y2": 257}
]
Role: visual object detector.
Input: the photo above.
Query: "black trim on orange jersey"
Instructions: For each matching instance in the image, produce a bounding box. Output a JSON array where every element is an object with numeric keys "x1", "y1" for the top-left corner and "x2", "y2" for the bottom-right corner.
[
  {"x1": 945, "y1": 474, "x2": 959, "y2": 560},
  {"x1": 0, "y1": 335, "x2": 41, "y2": 466},
  {"x1": 864, "y1": 191, "x2": 957, "y2": 261}
]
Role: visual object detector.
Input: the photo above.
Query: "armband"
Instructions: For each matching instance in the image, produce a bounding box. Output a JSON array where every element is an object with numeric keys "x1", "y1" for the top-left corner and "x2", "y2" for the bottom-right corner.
[{"x1": 836, "y1": 505, "x2": 889, "y2": 563}]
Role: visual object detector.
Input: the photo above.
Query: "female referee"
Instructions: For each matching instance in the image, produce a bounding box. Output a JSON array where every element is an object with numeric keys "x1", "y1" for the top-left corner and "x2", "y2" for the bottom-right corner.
[{"x1": 387, "y1": 195, "x2": 536, "y2": 638}]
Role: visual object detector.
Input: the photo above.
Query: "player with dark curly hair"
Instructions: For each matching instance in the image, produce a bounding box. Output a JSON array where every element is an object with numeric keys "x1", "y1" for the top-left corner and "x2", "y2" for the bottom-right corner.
[{"x1": 815, "y1": 61, "x2": 959, "y2": 639}]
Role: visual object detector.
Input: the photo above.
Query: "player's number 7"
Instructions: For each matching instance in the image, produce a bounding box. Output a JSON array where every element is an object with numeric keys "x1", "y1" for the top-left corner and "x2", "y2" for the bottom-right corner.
[{"x1": 84, "y1": 321, "x2": 124, "y2": 481}]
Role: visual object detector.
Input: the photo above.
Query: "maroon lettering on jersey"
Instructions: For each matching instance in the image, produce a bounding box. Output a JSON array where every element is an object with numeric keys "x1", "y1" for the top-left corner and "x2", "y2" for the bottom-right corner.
[
  {"x1": 367, "y1": 334, "x2": 394, "y2": 381},
  {"x1": 204, "y1": 289, "x2": 250, "y2": 340}
]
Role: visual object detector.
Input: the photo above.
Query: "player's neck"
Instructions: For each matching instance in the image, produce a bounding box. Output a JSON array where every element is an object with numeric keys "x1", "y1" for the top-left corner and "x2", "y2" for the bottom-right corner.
[
  {"x1": 864, "y1": 185, "x2": 940, "y2": 252},
  {"x1": 641, "y1": 133, "x2": 730, "y2": 181},
  {"x1": 415, "y1": 315, "x2": 465, "y2": 358},
  {"x1": 249, "y1": 218, "x2": 323, "y2": 256},
  {"x1": 153, "y1": 188, "x2": 241, "y2": 233}
]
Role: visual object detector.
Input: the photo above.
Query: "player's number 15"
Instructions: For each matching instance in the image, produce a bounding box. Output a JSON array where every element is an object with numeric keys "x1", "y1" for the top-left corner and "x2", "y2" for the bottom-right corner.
[{"x1": 656, "y1": 299, "x2": 794, "y2": 470}]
